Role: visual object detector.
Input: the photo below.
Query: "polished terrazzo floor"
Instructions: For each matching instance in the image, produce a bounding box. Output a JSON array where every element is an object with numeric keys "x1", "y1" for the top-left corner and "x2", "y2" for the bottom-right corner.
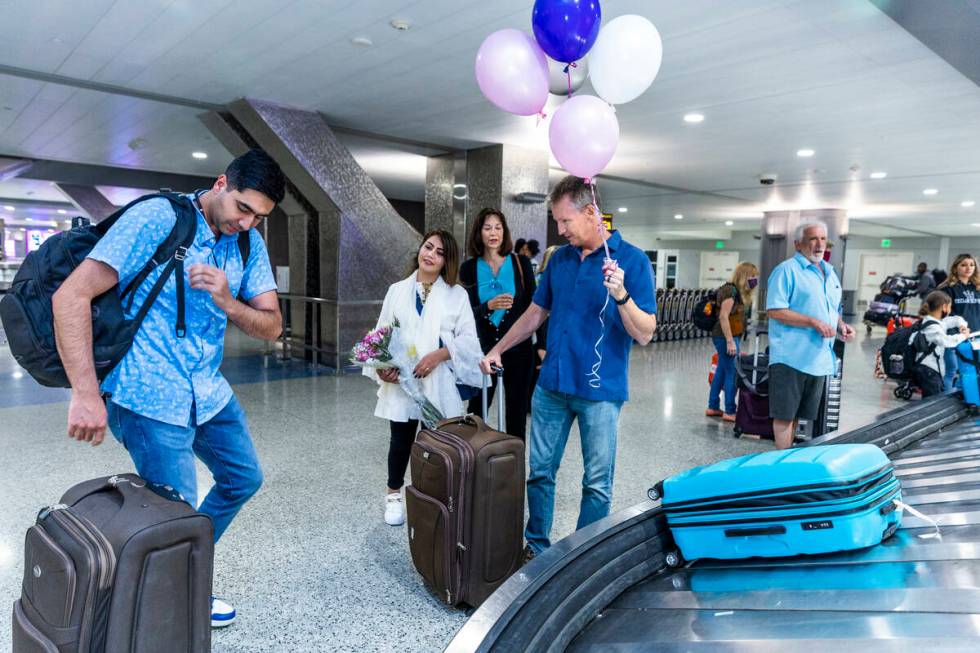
[{"x1": 0, "y1": 323, "x2": 904, "y2": 652}]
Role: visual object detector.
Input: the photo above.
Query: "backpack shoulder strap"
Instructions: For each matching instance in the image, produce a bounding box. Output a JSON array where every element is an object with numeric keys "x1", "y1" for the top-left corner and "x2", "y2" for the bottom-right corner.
[
  {"x1": 123, "y1": 194, "x2": 197, "y2": 338},
  {"x1": 238, "y1": 230, "x2": 251, "y2": 268}
]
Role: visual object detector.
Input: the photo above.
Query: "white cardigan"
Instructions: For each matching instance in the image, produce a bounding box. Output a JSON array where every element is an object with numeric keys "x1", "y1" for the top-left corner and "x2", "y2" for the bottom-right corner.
[
  {"x1": 365, "y1": 272, "x2": 484, "y2": 423},
  {"x1": 918, "y1": 315, "x2": 967, "y2": 376}
]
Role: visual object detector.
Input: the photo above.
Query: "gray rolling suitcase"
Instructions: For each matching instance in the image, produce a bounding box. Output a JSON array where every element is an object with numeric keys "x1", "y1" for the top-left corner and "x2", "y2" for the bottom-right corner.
[{"x1": 12, "y1": 474, "x2": 213, "y2": 653}]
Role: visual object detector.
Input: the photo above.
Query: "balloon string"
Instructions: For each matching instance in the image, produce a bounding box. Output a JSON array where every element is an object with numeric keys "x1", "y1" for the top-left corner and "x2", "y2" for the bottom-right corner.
[
  {"x1": 536, "y1": 110, "x2": 547, "y2": 126},
  {"x1": 564, "y1": 61, "x2": 579, "y2": 97},
  {"x1": 583, "y1": 177, "x2": 613, "y2": 390}
]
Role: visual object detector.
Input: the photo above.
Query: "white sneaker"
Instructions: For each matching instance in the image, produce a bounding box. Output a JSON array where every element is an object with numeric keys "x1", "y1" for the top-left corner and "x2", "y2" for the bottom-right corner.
[
  {"x1": 211, "y1": 596, "x2": 236, "y2": 628},
  {"x1": 385, "y1": 492, "x2": 405, "y2": 526}
]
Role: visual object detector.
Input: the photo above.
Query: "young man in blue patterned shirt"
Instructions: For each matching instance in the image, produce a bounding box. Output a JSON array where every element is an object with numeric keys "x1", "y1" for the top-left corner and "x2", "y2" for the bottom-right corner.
[{"x1": 52, "y1": 149, "x2": 286, "y2": 627}]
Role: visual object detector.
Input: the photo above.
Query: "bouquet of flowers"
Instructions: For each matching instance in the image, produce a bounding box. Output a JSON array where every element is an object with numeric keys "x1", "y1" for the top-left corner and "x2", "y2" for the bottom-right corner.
[{"x1": 350, "y1": 319, "x2": 445, "y2": 428}]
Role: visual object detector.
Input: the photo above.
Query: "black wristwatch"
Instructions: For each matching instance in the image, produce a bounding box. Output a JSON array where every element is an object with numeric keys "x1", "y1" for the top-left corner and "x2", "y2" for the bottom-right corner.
[{"x1": 615, "y1": 292, "x2": 631, "y2": 306}]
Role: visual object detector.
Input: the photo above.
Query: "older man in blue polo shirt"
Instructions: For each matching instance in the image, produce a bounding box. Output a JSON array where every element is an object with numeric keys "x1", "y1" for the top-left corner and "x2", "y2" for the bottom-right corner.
[
  {"x1": 767, "y1": 221, "x2": 855, "y2": 449},
  {"x1": 481, "y1": 175, "x2": 657, "y2": 559}
]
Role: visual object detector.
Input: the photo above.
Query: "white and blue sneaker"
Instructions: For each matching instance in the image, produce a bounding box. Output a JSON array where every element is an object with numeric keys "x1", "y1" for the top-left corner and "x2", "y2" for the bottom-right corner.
[{"x1": 211, "y1": 596, "x2": 236, "y2": 628}]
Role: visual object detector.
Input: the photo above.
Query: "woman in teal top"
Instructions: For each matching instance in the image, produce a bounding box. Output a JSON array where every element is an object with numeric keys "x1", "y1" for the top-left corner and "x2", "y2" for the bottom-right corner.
[{"x1": 459, "y1": 208, "x2": 536, "y2": 440}]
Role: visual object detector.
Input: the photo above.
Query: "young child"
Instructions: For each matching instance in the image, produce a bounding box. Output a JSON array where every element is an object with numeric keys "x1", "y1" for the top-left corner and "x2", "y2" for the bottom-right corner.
[{"x1": 916, "y1": 291, "x2": 970, "y2": 397}]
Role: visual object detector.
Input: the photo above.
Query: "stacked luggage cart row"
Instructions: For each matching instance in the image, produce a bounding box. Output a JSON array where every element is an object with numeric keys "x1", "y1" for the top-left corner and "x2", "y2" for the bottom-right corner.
[{"x1": 653, "y1": 288, "x2": 716, "y2": 342}]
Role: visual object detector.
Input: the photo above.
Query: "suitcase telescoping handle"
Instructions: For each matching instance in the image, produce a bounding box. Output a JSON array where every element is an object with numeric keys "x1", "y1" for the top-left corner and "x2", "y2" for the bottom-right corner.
[{"x1": 481, "y1": 365, "x2": 505, "y2": 430}]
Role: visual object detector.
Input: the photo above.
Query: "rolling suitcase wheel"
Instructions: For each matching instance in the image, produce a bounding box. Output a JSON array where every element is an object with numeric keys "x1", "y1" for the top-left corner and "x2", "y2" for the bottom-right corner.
[
  {"x1": 732, "y1": 426, "x2": 742, "y2": 439},
  {"x1": 665, "y1": 551, "x2": 684, "y2": 568}
]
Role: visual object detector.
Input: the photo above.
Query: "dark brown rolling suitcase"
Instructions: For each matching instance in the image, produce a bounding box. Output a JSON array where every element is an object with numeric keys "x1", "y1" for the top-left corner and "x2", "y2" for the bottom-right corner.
[
  {"x1": 406, "y1": 368, "x2": 525, "y2": 607},
  {"x1": 12, "y1": 474, "x2": 213, "y2": 653}
]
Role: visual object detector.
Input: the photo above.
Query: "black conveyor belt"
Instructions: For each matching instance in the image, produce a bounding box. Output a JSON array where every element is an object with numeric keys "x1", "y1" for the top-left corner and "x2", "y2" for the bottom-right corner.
[{"x1": 446, "y1": 394, "x2": 980, "y2": 652}]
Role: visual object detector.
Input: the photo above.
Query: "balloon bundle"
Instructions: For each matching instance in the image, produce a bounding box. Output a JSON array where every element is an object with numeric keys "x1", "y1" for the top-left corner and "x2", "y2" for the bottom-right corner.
[
  {"x1": 475, "y1": 0, "x2": 663, "y2": 181},
  {"x1": 475, "y1": 1, "x2": 664, "y2": 388}
]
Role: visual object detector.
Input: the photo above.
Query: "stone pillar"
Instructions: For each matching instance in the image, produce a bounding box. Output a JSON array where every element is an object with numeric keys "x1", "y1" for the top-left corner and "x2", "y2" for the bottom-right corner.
[
  {"x1": 202, "y1": 99, "x2": 422, "y2": 369},
  {"x1": 758, "y1": 208, "x2": 849, "y2": 313},
  {"x1": 465, "y1": 144, "x2": 549, "y2": 252},
  {"x1": 54, "y1": 183, "x2": 116, "y2": 222},
  {"x1": 425, "y1": 152, "x2": 467, "y2": 246}
]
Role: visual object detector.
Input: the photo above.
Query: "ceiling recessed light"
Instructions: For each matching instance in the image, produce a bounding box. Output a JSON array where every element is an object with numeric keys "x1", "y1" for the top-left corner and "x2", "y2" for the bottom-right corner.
[
  {"x1": 390, "y1": 18, "x2": 412, "y2": 31},
  {"x1": 725, "y1": 220, "x2": 734, "y2": 226},
  {"x1": 683, "y1": 113, "x2": 704, "y2": 123},
  {"x1": 3, "y1": 205, "x2": 14, "y2": 211},
  {"x1": 351, "y1": 36, "x2": 373, "y2": 47},
  {"x1": 870, "y1": 171, "x2": 887, "y2": 179},
  {"x1": 674, "y1": 214, "x2": 683, "y2": 220},
  {"x1": 923, "y1": 188, "x2": 938, "y2": 196},
  {"x1": 796, "y1": 148, "x2": 815, "y2": 158},
  {"x1": 57, "y1": 209, "x2": 67, "y2": 214},
  {"x1": 618, "y1": 207, "x2": 628, "y2": 213},
  {"x1": 192, "y1": 151, "x2": 208, "y2": 160},
  {"x1": 963, "y1": 201, "x2": 976, "y2": 208}
]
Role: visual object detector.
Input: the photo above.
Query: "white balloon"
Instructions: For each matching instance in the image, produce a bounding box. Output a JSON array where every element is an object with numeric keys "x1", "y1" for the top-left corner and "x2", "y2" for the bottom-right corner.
[
  {"x1": 547, "y1": 56, "x2": 589, "y2": 96},
  {"x1": 589, "y1": 15, "x2": 663, "y2": 105}
]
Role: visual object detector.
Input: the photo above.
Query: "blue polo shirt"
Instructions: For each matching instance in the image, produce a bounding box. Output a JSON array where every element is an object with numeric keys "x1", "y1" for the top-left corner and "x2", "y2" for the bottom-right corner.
[
  {"x1": 766, "y1": 252, "x2": 842, "y2": 377},
  {"x1": 88, "y1": 196, "x2": 277, "y2": 427},
  {"x1": 534, "y1": 231, "x2": 656, "y2": 402}
]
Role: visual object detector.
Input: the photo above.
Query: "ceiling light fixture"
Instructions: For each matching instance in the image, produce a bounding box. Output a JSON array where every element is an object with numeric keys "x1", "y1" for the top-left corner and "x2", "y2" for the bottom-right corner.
[
  {"x1": 963, "y1": 201, "x2": 976, "y2": 208},
  {"x1": 683, "y1": 113, "x2": 704, "y2": 123},
  {"x1": 870, "y1": 171, "x2": 887, "y2": 179},
  {"x1": 3, "y1": 205, "x2": 13, "y2": 211},
  {"x1": 796, "y1": 148, "x2": 815, "y2": 158},
  {"x1": 618, "y1": 207, "x2": 628, "y2": 213},
  {"x1": 390, "y1": 18, "x2": 412, "y2": 31},
  {"x1": 351, "y1": 36, "x2": 374, "y2": 47},
  {"x1": 57, "y1": 209, "x2": 67, "y2": 214},
  {"x1": 674, "y1": 214, "x2": 683, "y2": 220},
  {"x1": 923, "y1": 188, "x2": 938, "y2": 196},
  {"x1": 192, "y1": 151, "x2": 208, "y2": 160},
  {"x1": 725, "y1": 220, "x2": 734, "y2": 226}
]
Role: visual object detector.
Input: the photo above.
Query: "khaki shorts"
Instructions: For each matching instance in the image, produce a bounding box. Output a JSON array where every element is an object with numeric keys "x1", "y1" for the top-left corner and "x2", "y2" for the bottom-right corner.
[{"x1": 769, "y1": 364, "x2": 825, "y2": 421}]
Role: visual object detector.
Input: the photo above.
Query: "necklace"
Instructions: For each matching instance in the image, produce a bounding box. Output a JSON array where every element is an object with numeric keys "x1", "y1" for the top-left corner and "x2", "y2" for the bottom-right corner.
[{"x1": 420, "y1": 281, "x2": 433, "y2": 304}]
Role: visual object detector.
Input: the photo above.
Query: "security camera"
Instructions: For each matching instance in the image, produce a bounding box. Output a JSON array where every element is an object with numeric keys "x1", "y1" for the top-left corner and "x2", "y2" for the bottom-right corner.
[{"x1": 759, "y1": 174, "x2": 778, "y2": 185}]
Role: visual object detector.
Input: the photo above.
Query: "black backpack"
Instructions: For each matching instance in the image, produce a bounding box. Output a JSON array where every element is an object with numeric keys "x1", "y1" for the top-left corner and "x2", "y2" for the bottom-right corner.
[
  {"x1": 693, "y1": 283, "x2": 737, "y2": 332},
  {"x1": 880, "y1": 321, "x2": 936, "y2": 380},
  {"x1": 0, "y1": 193, "x2": 250, "y2": 388}
]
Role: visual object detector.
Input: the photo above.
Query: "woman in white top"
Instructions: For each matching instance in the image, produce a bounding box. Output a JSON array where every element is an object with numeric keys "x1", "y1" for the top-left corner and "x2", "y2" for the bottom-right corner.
[
  {"x1": 915, "y1": 291, "x2": 970, "y2": 397},
  {"x1": 365, "y1": 229, "x2": 483, "y2": 526}
]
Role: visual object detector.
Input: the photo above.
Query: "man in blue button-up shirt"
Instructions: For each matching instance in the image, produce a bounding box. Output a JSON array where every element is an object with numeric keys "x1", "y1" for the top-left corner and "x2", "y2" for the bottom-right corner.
[
  {"x1": 481, "y1": 176, "x2": 657, "y2": 558},
  {"x1": 52, "y1": 150, "x2": 286, "y2": 627},
  {"x1": 766, "y1": 221, "x2": 855, "y2": 449}
]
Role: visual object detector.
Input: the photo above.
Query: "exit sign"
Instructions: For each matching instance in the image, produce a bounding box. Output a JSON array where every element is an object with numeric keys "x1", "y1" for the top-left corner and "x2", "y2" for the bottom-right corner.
[
  {"x1": 715, "y1": 241, "x2": 725, "y2": 249},
  {"x1": 881, "y1": 239, "x2": 892, "y2": 248}
]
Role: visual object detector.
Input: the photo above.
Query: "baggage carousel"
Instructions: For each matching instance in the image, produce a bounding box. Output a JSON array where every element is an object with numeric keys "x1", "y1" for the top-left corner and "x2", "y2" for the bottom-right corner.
[{"x1": 445, "y1": 394, "x2": 980, "y2": 652}]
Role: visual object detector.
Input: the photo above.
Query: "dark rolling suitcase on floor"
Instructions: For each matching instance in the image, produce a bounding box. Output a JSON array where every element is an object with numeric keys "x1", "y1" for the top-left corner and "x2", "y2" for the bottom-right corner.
[
  {"x1": 656, "y1": 444, "x2": 903, "y2": 561},
  {"x1": 405, "y1": 367, "x2": 525, "y2": 608},
  {"x1": 733, "y1": 331, "x2": 774, "y2": 440},
  {"x1": 12, "y1": 474, "x2": 213, "y2": 653}
]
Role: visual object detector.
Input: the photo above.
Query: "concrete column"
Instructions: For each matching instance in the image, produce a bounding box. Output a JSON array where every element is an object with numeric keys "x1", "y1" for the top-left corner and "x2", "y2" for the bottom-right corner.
[
  {"x1": 425, "y1": 154, "x2": 454, "y2": 234},
  {"x1": 54, "y1": 183, "x2": 116, "y2": 222},
  {"x1": 202, "y1": 99, "x2": 422, "y2": 368},
  {"x1": 465, "y1": 144, "x2": 549, "y2": 253},
  {"x1": 758, "y1": 209, "x2": 849, "y2": 313},
  {"x1": 939, "y1": 237, "x2": 951, "y2": 271}
]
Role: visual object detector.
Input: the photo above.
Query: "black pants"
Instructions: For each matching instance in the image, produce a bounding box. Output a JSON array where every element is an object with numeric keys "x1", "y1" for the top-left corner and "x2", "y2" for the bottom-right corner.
[
  {"x1": 387, "y1": 419, "x2": 420, "y2": 490},
  {"x1": 467, "y1": 343, "x2": 534, "y2": 440},
  {"x1": 916, "y1": 366, "x2": 945, "y2": 398}
]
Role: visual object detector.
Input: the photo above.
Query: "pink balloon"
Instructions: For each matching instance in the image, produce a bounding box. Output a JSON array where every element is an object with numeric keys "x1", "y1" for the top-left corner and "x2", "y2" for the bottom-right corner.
[
  {"x1": 549, "y1": 95, "x2": 620, "y2": 178},
  {"x1": 475, "y1": 29, "x2": 549, "y2": 116}
]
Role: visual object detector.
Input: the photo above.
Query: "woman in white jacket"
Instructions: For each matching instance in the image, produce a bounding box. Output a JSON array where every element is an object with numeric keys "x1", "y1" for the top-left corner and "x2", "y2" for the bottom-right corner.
[
  {"x1": 366, "y1": 229, "x2": 484, "y2": 525},
  {"x1": 915, "y1": 291, "x2": 970, "y2": 397}
]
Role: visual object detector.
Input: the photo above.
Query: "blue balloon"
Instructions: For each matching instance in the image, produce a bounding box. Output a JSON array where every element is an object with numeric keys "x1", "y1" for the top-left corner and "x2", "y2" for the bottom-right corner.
[{"x1": 532, "y1": 0, "x2": 602, "y2": 63}]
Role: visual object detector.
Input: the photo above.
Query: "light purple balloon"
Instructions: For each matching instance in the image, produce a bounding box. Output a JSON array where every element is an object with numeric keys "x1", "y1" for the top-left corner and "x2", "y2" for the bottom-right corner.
[
  {"x1": 475, "y1": 29, "x2": 549, "y2": 116},
  {"x1": 549, "y1": 95, "x2": 620, "y2": 179}
]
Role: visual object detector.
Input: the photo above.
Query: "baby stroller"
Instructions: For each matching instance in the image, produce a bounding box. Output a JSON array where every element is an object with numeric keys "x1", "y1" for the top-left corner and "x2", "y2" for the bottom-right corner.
[
  {"x1": 863, "y1": 274, "x2": 918, "y2": 334},
  {"x1": 875, "y1": 317, "x2": 924, "y2": 400}
]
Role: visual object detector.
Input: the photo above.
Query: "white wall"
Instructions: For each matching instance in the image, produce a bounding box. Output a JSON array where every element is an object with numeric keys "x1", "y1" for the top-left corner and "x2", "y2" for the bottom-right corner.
[{"x1": 620, "y1": 228, "x2": 762, "y2": 288}]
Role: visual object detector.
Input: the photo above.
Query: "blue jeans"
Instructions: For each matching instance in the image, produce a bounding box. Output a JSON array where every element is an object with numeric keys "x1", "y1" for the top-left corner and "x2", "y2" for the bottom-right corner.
[
  {"x1": 525, "y1": 386, "x2": 623, "y2": 554},
  {"x1": 944, "y1": 348, "x2": 959, "y2": 391},
  {"x1": 107, "y1": 396, "x2": 263, "y2": 543},
  {"x1": 708, "y1": 336, "x2": 739, "y2": 414}
]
